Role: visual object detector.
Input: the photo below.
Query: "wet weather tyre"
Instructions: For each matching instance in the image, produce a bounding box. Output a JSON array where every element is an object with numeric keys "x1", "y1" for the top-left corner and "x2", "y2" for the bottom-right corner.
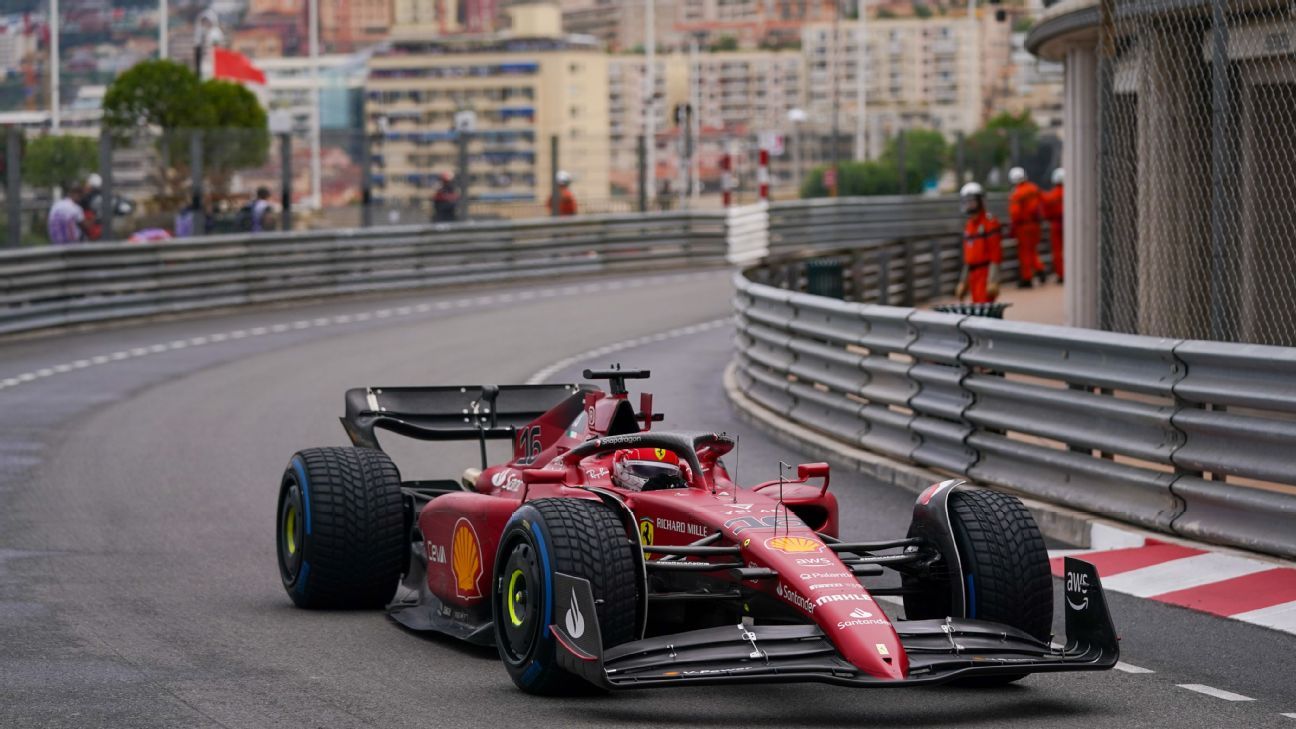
[
  {"x1": 493, "y1": 498, "x2": 640, "y2": 696},
  {"x1": 946, "y1": 489, "x2": 1053, "y2": 686},
  {"x1": 276, "y1": 447, "x2": 406, "y2": 609}
]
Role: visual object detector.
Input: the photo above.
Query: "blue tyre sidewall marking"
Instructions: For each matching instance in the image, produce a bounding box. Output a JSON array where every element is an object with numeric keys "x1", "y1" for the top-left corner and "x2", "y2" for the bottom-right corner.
[
  {"x1": 518, "y1": 517, "x2": 554, "y2": 688},
  {"x1": 291, "y1": 456, "x2": 313, "y2": 592},
  {"x1": 966, "y1": 573, "x2": 977, "y2": 618}
]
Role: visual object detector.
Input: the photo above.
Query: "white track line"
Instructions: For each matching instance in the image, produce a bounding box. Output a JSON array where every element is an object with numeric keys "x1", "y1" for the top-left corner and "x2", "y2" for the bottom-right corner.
[
  {"x1": 1280, "y1": 712, "x2": 1296, "y2": 719},
  {"x1": 524, "y1": 318, "x2": 732, "y2": 385},
  {"x1": 1100, "y1": 553, "x2": 1275, "y2": 598},
  {"x1": 1176, "y1": 684, "x2": 1254, "y2": 702},
  {"x1": 1114, "y1": 662, "x2": 1155, "y2": 674},
  {"x1": 0, "y1": 271, "x2": 721, "y2": 395}
]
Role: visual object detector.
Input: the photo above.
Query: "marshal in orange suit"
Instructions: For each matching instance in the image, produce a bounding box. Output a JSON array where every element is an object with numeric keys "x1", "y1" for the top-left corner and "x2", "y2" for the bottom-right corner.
[
  {"x1": 1008, "y1": 167, "x2": 1044, "y2": 288},
  {"x1": 955, "y1": 182, "x2": 1002, "y2": 304},
  {"x1": 1041, "y1": 168, "x2": 1064, "y2": 282}
]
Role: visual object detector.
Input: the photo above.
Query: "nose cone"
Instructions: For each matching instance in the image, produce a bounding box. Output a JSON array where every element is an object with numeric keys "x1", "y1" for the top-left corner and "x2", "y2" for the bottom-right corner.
[{"x1": 818, "y1": 601, "x2": 908, "y2": 679}]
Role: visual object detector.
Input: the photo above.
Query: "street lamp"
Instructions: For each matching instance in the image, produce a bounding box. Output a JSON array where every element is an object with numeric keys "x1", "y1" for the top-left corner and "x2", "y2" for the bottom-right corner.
[{"x1": 193, "y1": 8, "x2": 222, "y2": 78}]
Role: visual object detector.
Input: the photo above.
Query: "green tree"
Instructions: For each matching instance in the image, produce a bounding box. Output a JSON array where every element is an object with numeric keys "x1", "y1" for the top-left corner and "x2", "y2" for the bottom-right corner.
[
  {"x1": 102, "y1": 59, "x2": 208, "y2": 132},
  {"x1": 103, "y1": 60, "x2": 269, "y2": 198},
  {"x1": 965, "y1": 110, "x2": 1038, "y2": 188},
  {"x1": 801, "y1": 129, "x2": 949, "y2": 198},
  {"x1": 21, "y1": 135, "x2": 98, "y2": 189},
  {"x1": 880, "y1": 129, "x2": 949, "y2": 192},
  {"x1": 710, "y1": 35, "x2": 739, "y2": 52}
]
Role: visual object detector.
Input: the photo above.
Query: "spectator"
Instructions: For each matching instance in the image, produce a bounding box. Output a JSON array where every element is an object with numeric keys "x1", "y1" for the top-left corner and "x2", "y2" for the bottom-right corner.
[
  {"x1": 47, "y1": 183, "x2": 89, "y2": 244},
  {"x1": 432, "y1": 172, "x2": 460, "y2": 223},
  {"x1": 238, "y1": 187, "x2": 276, "y2": 233},
  {"x1": 548, "y1": 170, "x2": 577, "y2": 216}
]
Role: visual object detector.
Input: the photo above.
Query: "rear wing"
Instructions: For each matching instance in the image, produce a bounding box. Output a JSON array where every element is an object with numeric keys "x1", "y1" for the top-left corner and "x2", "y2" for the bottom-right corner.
[{"x1": 340, "y1": 384, "x2": 591, "y2": 454}]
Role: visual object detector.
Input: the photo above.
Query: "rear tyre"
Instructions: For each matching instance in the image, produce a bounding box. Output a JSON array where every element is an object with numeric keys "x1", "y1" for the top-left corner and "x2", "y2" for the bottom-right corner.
[
  {"x1": 492, "y1": 498, "x2": 640, "y2": 696},
  {"x1": 276, "y1": 447, "x2": 407, "y2": 609},
  {"x1": 904, "y1": 488, "x2": 1052, "y2": 686}
]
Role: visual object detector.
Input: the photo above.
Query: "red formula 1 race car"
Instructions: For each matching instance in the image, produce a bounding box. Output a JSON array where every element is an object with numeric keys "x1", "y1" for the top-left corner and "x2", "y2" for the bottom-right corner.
[{"x1": 275, "y1": 369, "x2": 1118, "y2": 694}]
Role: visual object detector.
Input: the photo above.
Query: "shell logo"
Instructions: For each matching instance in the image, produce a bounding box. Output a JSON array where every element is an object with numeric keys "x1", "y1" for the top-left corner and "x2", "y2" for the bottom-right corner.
[
  {"x1": 451, "y1": 518, "x2": 483, "y2": 599},
  {"x1": 764, "y1": 536, "x2": 825, "y2": 554}
]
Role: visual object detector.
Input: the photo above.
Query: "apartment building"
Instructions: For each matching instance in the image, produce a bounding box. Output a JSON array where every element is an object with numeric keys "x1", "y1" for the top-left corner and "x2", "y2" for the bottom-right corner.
[
  {"x1": 801, "y1": 15, "x2": 985, "y2": 157},
  {"x1": 366, "y1": 26, "x2": 609, "y2": 206},
  {"x1": 561, "y1": 0, "x2": 680, "y2": 52},
  {"x1": 393, "y1": 0, "x2": 501, "y2": 35},
  {"x1": 320, "y1": 0, "x2": 393, "y2": 51},
  {"x1": 676, "y1": 0, "x2": 837, "y2": 49}
]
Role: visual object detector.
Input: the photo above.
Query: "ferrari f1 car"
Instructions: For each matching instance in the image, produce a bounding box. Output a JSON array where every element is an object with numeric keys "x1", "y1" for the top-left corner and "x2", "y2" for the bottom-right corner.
[{"x1": 275, "y1": 369, "x2": 1118, "y2": 694}]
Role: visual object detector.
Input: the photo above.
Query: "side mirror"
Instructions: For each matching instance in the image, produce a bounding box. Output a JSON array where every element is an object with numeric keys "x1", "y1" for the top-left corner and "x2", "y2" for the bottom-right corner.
[
  {"x1": 797, "y1": 462, "x2": 830, "y2": 481},
  {"x1": 521, "y1": 468, "x2": 566, "y2": 486}
]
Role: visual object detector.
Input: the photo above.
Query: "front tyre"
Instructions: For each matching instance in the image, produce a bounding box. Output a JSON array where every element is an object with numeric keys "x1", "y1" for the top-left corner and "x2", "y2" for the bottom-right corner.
[
  {"x1": 492, "y1": 498, "x2": 640, "y2": 695},
  {"x1": 276, "y1": 447, "x2": 406, "y2": 609}
]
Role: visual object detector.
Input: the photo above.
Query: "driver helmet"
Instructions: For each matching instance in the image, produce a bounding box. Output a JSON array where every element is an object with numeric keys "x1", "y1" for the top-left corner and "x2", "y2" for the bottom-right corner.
[{"x1": 612, "y1": 448, "x2": 686, "y2": 491}]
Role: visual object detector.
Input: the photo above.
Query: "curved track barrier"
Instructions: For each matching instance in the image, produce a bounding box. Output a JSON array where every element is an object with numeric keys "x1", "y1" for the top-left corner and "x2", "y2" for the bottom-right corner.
[
  {"x1": 732, "y1": 261, "x2": 1296, "y2": 560},
  {"x1": 0, "y1": 212, "x2": 726, "y2": 336}
]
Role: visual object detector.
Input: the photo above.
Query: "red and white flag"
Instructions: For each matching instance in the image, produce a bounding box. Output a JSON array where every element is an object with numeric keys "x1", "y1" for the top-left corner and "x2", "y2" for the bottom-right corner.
[{"x1": 212, "y1": 47, "x2": 266, "y2": 85}]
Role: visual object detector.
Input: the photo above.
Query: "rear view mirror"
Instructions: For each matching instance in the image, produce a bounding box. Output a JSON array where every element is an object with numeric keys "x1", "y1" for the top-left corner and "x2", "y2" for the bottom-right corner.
[{"x1": 797, "y1": 462, "x2": 830, "y2": 481}]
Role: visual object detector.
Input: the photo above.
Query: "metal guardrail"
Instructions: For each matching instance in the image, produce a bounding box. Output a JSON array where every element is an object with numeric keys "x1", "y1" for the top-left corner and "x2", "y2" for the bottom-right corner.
[
  {"x1": 0, "y1": 211, "x2": 727, "y2": 336},
  {"x1": 732, "y1": 265, "x2": 1296, "y2": 560},
  {"x1": 767, "y1": 194, "x2": 1009, "y2": 257}
]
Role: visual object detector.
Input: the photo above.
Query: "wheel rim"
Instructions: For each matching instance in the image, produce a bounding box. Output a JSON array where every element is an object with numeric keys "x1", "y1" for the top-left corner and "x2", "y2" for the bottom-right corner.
[
  {"x1": 278, "y1": 481, "x2": 304, "y2": 582},
  {"x1": 507, "y1": 568, "x2": 528, "y2": 627},
  {"x1": 498, "y1": 541, "x2": 541, "y2": 664}
]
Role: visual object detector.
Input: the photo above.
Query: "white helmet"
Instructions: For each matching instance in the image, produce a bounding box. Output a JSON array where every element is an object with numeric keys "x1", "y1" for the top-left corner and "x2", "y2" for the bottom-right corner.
[
  {"x1": 86, "y1": 173, "x2": 103, "y2": 189},
  {"x1": 959, "y1": 182, "x2": 984, "y2": 198},
  {"x1": 1009, "y1": 167, "x2": 1027, "y2": 185},
  {"x1": 555, "y1": 170, "x2": 572, "y2": 186},
  {"x1": 1052, "y1": 168, "x2": 1064, "y2": 185}
]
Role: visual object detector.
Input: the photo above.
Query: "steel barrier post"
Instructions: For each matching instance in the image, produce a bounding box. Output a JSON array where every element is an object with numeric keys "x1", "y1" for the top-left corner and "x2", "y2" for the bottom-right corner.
[
  {"x1": 955, "y1": 131, "x2": 965, "y2": 186},
  {"x1": 877, "y1": 249, "x2": 891, "y2": 305},
  {"x1": 279, "y1": 132, "x2": 293, "y2": 231},
  {"x1": 360, "y1": 130, "x2": 372, "y2": 228},
  {"x1": 903, "y1": 238, "x2": 916, "y2": 306},
  {"x1": 550, "y1": 134, "x2": 560, "y2": 217},
  {"x1": 456, "y1": 131, "x2": 469, "y2": 221},
  {"x1": 896, "y1": 131, "x2": 906, "y2": 194},
  {"x1": 190, "y1": 130, "x2": 205, "y2": 235},
  {"x1": 637, "y1": 134, "x2": 648, "y2": 213},
  {"x1": 930, "y1": 237, "x2": 944, "y2": 300},
  {"x1": 6, "y1": 127, "x2": 21, "y2": 247},
  {"x1": 98, "y1": 129, "x2": 114, "y2": 241}
]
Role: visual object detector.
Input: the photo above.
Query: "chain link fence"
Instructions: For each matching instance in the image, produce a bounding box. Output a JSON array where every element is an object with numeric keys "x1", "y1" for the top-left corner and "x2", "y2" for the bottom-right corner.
[{"x1": 1098, "y1": 0, "x2": 1296, "y2": 346}]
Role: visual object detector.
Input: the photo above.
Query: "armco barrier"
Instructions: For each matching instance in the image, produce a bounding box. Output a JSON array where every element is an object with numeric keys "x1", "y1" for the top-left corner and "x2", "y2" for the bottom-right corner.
[
  {"x1": 0, "y1": 194, "x2": 983, "y2": 339},
  {"x1": 732, "y1": 270, "x2": 1296, "y2": 560},
  {"x1": 0, "y1": 211, "x2": 727, "y2": 336}
]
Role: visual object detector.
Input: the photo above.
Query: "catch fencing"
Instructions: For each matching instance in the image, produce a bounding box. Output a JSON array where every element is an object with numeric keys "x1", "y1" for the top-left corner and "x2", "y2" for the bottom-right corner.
[
  {"x1": 731, "y1": 261, "x2": 1296, "y2": 560},
  {"x1": 1098, "y1": 0, "x2": 1296, "y2": 346}
]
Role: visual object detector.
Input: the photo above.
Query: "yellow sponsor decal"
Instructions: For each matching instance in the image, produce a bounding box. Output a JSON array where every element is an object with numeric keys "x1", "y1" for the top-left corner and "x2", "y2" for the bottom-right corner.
[
  {"x1": 764, "y1": 536, "x2": 825, "y2": 554},
  {"x1": 654, "y1": 448, "x2": 667, "y2": 461},
  {"x1": 451, "y1": 518, "x2": 484, "y2": 599}
]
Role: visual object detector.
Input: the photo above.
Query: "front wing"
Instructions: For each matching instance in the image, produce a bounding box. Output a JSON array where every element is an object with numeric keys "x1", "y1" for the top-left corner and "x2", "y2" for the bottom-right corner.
[{"x1": 550, "y1": 557, "x2": 1118, "y2": 689}]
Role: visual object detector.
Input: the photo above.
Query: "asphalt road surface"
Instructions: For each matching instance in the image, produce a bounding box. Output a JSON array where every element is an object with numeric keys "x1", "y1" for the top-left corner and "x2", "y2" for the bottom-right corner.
[{"x1": 1, "y1": 269, "x2": 1293, "y2": 728}]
